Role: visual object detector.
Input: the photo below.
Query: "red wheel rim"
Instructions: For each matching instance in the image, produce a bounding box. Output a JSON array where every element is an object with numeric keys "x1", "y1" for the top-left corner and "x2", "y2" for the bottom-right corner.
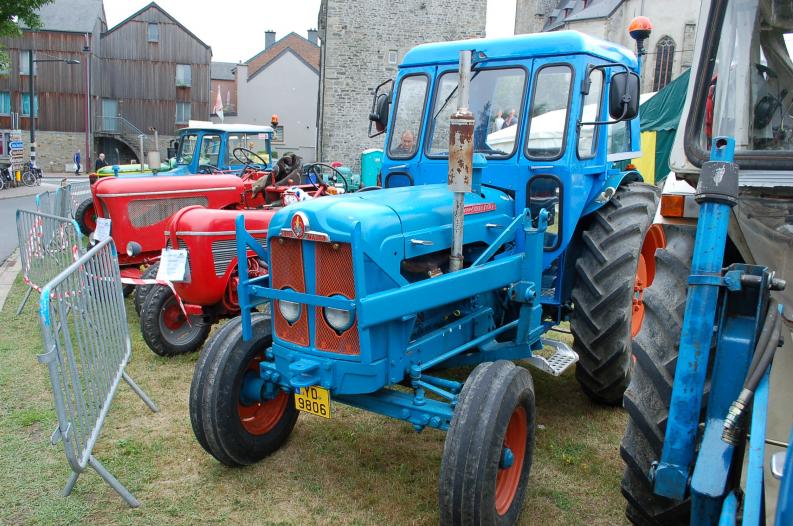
[
  {"x1": 631, "y1": 224, "x2": 666, "y2": 337},
  {"x1": 237, "y1": 355, "x2": 289, "y2": 436},
  {"x1": 83, "y1": 205, "x2": 96, "y2": 231},
  {"x1": 162, "y1": 302, "x2": 186, "y2": 331},
  {"x1": 495, "y1": 406, "x2": 528, "y2": 515}
]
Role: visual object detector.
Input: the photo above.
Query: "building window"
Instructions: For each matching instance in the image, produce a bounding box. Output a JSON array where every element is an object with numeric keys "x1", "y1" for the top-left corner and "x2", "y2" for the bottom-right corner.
[
  {"x1": 148, "y1": 23, "x2": 159, "y2": 42},
  {"x1": 176, "y1": 102, "x2": 191, "y2": 123},
  {"x1": 0, "y1": 92, "x2": 10, "y2": 115},
  {"x1": 176, "y1": 64, "x2": 192, "y2": 87},
  {"x1": 387, "y1": 50, "x2": 398, "y2": 65},
  {"x1": 21, "y1": 93, "x2": 38, "y2": 116},
  {"x1": 19, "y1": 51, "x2": 36, "y2": 76},
  {"x1": 272, "y1": 125, "x2": 285, "y2": 143},
  {"x1": 681, "y1": 23, "x2": 696, "y2": 68},
  {"x1": 653, "y1": 36, "x2": 676, "y2": 91}
]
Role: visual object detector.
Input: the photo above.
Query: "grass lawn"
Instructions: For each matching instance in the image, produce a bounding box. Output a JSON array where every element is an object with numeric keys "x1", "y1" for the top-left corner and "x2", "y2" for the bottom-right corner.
[{"x1": 0, "y1": 273, "x2": 629, "y2": 525}]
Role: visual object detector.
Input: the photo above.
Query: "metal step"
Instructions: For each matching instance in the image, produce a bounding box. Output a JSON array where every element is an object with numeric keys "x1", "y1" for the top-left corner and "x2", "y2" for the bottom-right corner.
[{"x1": 525, "y1": 338, "x2": 578, "y2": 376}]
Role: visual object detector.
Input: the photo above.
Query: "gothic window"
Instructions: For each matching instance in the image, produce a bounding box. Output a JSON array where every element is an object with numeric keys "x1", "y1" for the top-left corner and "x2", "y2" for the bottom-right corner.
[{"x1": 653, "y1": 36, "x2": 676, "y2": 91}]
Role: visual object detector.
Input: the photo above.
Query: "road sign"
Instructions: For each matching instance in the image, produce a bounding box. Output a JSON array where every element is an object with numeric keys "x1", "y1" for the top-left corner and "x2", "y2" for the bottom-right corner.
[{"x1": 9, "y1": 141, "x2": 24, "y2": 150}]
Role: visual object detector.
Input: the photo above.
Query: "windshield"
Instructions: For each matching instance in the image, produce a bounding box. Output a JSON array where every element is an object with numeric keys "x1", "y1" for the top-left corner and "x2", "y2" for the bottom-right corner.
[
  {"x1": 427, "y1": 67, "x2": 526, "y2": 158},
  {"x1": 705, "y1": 0, "x2": 793, "y2": 152},
  {"x1": 388, "y1": 75, "x2": 428, "y2": 158},
  {"x1": 227, "y1": 133, "x2": 271, "y2": 165},
  {"x1": 176, "y1": 133, "x2": 198, "y2": 165}
]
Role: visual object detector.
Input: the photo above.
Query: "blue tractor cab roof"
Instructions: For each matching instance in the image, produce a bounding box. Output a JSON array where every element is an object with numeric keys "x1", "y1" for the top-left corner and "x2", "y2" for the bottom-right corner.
[{"x1": 401, "y1": 30, "x2": 637, "y2": 70}]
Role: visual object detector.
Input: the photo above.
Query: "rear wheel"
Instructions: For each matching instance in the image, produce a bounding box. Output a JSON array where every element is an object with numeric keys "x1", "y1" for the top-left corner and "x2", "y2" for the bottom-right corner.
[
  {"x1": 620, "y1": 225, "x2": 696, "y2": 525},
  {"x1": 570, "y1": 183, "x2": 660, "y2": 405},
  {"x1": 134, "y1": 263, "x2": 160, "y2": 316},
  {"x1": 75, "y1": 198, "x2": 96, "y2": 235},
  {"x1": 190, "y1": 313, "x2": 298, "y2": 466},
  {"x1": 439, "y1": 361, "x2": 536, "y2": 526},
  {"x1": 140, "y1": 285, "x2": 210, "y2": 356}
]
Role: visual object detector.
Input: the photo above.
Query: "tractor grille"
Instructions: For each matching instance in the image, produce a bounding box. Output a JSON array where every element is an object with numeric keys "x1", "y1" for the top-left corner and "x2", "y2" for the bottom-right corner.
[
  {"x1": 314, "y1": 242, "x2": 359, "y2": 355},
  {"x1": 165, "y1": 238, "x2": 191, "y2": 278},
  {"x1": 128, "y1": 197, "x2": 208, "y2": 227},
  {"x1": 271, "y1": 237, "x2": 309, "y2": 346},
  {"x1": 211, "y1": 237, "x2": 267, "y2": 277}
]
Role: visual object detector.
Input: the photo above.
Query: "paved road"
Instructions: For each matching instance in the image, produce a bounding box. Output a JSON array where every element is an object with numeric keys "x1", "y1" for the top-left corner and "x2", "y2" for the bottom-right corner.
[{"x1": 0, "y1": 194, "x2": 37, "y2": 263}]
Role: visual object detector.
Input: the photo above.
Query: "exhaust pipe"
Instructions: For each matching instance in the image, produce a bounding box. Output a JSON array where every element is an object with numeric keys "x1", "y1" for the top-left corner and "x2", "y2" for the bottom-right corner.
[{"x1": 448, "y1": 50, "x2": 474, "y2": 273}]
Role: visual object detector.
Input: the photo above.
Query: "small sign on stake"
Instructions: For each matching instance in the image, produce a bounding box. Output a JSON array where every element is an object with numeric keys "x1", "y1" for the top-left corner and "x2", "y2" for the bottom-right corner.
[
  {"x1": 94, "y1": 218, "x2": 111, "y2": 242},
  {"x1": 156, "y1": 248, "x2": 189, "y2": 282}
]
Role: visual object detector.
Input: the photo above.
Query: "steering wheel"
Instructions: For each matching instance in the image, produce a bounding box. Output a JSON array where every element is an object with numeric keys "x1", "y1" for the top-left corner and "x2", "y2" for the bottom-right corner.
[
  {"x1": 231, "y1": 146, "x2": 267, "y2": 172},
  {"x1": 198, "y1": 164, "x2": 220, "y2": 174},
  {"x1": 305, "y1": 163, "x2": 349, "y2": 193}
]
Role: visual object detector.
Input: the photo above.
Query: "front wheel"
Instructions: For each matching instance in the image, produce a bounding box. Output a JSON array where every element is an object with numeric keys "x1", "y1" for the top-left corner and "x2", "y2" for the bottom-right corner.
[
  {"x1": 21, "y1": 170, "x2": 37, "y2": 187},
  {"x1": 134, "y1": 263, "x2": 160, "y2": 316},
  {"x1": 140, "y1": 285, "x2": 210, "y2": 356},
  {"x1": 190, "y1": 313, "x2": 298, "y2": 466},
  {"x1": 439, "y1": 361, "x2": 536, "y2": 525},
  {"x1": 75, "y1": 198, "x2": 96, "y2": 235}
]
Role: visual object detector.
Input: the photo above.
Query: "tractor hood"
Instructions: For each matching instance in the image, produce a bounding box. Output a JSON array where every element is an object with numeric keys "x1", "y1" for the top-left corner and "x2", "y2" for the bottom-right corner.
[{"x1": 268, "y1": 184, "x2": 515, "y2": 270}]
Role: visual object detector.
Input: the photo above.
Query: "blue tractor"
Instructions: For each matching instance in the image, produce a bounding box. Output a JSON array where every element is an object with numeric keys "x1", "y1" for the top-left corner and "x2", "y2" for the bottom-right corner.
[{"x1": 191, "y1": 29, "x2": 659, "y2": 523}]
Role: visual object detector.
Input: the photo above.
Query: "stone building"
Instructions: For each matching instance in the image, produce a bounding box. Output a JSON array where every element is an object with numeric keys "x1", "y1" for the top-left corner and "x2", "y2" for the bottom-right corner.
[
  {"x1": 515, "y1": 0, "x2": 701, "y2": 93},
  {"x1": 214, "y1": 31, "x2": 320, "y2": 161},
  {"x1": 316, "y1": 0, "x2": 487, "y2": 170}
]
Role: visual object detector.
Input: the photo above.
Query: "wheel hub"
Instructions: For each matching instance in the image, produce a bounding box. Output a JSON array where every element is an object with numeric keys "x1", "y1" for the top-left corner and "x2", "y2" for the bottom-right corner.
[
  {"x1": 632, "y1": 224, "x2": 666, "y2": 337},
  {"x1": 495, "y1": 406, "x2": 528, "y2": 516}
]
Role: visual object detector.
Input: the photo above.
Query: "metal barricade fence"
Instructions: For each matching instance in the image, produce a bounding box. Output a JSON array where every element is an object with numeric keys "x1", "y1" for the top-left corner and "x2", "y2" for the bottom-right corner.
[
  {"x1": 16, "y1": 210, "x2": 85, "y2": 315},
  {"x1": 38, "y1": 236, "x2": 158, "y2": 507},
  {"x1": 67, "y1": 181, "x2": 92, "y2": 219},
  {"x1": 35, "y1": 187, "x2": 73, "y2": 219}
]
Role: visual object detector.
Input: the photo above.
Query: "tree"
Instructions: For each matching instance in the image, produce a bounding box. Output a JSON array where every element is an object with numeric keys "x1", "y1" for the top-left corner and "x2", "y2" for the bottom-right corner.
[{"x1": 0, "y1": 0, "x2": 53, "y2": 71}]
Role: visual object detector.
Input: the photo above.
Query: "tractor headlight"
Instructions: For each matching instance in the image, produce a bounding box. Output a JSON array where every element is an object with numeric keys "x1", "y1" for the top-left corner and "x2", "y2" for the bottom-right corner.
[
  {"x1": 277, "y1": 288, "x2": 301, "y2": 324},
  {"x1": 126, "y1": 241, "x2": 142, "y2": 257},
  {"x1": 323, "y1": 303, "x2": 354, "y2": 333}
]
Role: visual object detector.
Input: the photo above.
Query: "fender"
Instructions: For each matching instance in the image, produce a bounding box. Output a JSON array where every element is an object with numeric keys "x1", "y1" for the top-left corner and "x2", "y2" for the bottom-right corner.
[{"x1": 580, "y1": 168, "x2": 644, "y2": 217}]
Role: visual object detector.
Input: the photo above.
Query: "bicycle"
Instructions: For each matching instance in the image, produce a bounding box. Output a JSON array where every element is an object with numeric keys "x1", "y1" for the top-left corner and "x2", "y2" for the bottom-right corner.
[{"x1": 21, "y1": 163, "x2": 43, "y2": 187}]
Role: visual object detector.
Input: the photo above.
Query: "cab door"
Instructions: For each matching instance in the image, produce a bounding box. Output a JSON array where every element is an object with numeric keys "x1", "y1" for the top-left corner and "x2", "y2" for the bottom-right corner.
[{"x1": 380, "y1": 67, "x2": 434, "y2": 187}]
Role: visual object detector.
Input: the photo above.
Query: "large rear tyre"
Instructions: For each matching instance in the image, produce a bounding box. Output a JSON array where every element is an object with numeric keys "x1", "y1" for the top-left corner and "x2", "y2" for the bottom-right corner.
[
  {"x1": 190, "y1": 313, "x2": 298, "y2": 466},
  {"x1": 439, "y1": 360, "x2": 535, "y2": 526},
  {"x1": 620, "y1": 225, "x2": 696, "y2": 525},
  {"x1": 134, "y1": 263, "x2": 160, "y2": 316},
  {"x1": 570, "y1": 183, "x2": 661, "y2": 405},
  {"x1": 140, "y1": 285, "x2": 210, "y2": 356},
  {"x1": 75, "y1": 198, "x2": 96, "y2": 235}
]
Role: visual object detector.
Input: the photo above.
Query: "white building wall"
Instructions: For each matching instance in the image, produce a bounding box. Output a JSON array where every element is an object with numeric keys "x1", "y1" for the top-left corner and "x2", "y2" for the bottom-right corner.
[{"x1": 221, "y1": 52, "x2": 318, "y2": 162}]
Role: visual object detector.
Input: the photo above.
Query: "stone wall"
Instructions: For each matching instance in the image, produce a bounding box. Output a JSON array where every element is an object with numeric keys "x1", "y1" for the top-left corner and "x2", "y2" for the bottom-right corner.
[
  {"x1": 317, "y1": 0, "x2": 487, "y2": 171},
  {"x1": 31, "y1": 131, "x2": 85, "y2": 173}
]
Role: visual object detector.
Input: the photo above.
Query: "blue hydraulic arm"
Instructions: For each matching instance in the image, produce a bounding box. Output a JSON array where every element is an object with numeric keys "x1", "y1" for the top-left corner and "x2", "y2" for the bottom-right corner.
[{"x1": 653, "y1": 138, "x2": 740, "y2": 500}]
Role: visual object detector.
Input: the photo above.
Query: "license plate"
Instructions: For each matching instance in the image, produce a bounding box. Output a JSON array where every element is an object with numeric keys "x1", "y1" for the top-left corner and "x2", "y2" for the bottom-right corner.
[{"x1": 294, "y1": 386, "x2": 331, "y2": 418}]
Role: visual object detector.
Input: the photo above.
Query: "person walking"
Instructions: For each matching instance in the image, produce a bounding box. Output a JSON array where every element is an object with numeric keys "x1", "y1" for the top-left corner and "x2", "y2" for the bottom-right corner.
[
  {"x1": 73, "y1": 150, "x2": 81, "y2": 175},
  {"x1": 95, "y1": 152, "x2": 108, "y2": 171}
]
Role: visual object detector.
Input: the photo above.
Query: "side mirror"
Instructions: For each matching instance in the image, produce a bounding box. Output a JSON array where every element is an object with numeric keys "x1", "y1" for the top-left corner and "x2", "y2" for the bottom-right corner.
[
  {"x1": 368, "y1": 79, "x2": 393, "y2": 138},
  {"x1": 609, "y1": 71, "x2": 640, "y2": 121}
]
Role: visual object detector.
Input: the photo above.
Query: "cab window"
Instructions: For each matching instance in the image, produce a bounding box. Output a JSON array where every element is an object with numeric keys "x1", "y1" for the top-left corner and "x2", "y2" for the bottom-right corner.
[
  {"x1": 176, "y1": 134, "x2": 198, "y2": 165},
  {"x1": 228, "y1": 133, "x2": 271, "y2": 165},
  {"x1": 427, "y1": 67, "x2": 526, "y2": 158},
  {"x1": 578, "y1": 68, "x2": 604, "y2": 158},
  {"x1": 388, "y1": 75, "x2": 428, "y2": 159},
  {"x1": 525, "y1": 65, "x2": 573, "y2": 159},
  {"x1": 199, "y1": 135, "x2": 221, "y2": 167}
]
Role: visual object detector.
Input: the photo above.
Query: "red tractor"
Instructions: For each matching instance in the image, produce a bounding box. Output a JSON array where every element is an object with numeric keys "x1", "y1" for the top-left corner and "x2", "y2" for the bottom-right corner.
[{"x1": 138, "y1": 164, "x2": 355, "y2": 356}]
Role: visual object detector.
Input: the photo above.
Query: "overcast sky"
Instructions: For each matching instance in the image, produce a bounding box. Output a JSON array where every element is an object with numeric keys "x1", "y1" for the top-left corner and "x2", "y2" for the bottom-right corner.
[{"x1": 104, "y1": 0, "x2": 516, "y2": 63}]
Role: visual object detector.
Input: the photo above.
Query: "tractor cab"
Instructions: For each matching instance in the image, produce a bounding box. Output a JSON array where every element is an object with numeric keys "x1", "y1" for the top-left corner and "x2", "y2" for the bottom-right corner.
[
  {"x1": 167, "y1": 122, "x2": 274, "y2": 176},
  {"x1": 370, "y1": 31, "x2": 642, "y2": 263}
]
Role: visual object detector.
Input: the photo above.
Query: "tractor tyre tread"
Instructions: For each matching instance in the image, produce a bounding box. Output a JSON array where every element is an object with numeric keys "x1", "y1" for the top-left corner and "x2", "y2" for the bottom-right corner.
[
  {"x1": 439, "y1": 360, "x2": 535, "y2": 526},
  {"x1": 620, "y1": 225, "x2": 696, "y2": 525},
  {"x1": 75, "y1": 198, "x2": 95, "y2": 236},
  {"x1": 134, "y1": 263, "x2": 160, "y2": 316},
  {"x1": 193, "y1": 314, "x2": 298, "y2": 466},
  {"x1": 140, "y1": 284, "x2": 210, "y2": 356},
  {"x1": 570, "y1": 182, "x2": 660, "y2": 405}
]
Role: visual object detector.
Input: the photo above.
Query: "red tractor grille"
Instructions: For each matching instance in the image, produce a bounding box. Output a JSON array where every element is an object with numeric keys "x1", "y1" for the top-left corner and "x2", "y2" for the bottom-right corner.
[
  {"x1": 314, "y1": 242, "x2": 359, "y2": 355},
  {"x1": 270, "y1": 236, "x2": 309, "y2": 346}
]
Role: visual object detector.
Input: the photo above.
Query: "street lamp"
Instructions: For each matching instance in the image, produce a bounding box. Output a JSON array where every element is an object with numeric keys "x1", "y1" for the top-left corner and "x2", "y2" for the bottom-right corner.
[{"x1": 27, "y1": 53, "x2": 80, "y2": 167}]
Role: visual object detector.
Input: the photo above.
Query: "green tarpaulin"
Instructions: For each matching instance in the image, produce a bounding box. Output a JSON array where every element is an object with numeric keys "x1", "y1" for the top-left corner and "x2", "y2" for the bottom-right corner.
[{"x1": 639, "y1": 68, "x2": 691, "y2": 182}]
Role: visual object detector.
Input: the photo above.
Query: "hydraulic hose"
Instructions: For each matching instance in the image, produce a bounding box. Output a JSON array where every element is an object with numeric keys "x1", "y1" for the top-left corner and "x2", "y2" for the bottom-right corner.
[{"x1": 722, "y1": 301, "x2": 782, "y2": 444}]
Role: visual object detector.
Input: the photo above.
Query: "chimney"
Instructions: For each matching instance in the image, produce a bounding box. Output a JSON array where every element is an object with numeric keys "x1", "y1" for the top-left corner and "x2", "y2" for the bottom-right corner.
[
  {"x1": 307, "y1": 28, "x2": 318, "y2": 45},
  {"x1": 265, "y1": 30, "x2": 276, "y2": 49}
]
